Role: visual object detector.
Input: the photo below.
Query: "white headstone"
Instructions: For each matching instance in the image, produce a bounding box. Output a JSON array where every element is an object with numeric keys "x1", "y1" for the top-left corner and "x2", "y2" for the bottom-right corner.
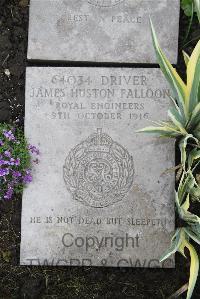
[
  {"x1": 27, "y1": 0, "x2": 180, "y2": 63},
  {"x1": 20, "y1": 67, "x2": 175, "y2": 267}
]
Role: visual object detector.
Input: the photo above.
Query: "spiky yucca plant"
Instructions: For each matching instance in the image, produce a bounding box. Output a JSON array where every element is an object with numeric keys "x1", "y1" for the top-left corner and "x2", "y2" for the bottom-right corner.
[{"x1": 139, "y1": 21, "x2": 200, "y2": 299}]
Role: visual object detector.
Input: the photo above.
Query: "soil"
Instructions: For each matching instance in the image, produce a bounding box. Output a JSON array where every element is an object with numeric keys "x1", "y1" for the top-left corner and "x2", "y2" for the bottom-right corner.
[{"x1": 0, "y1": 1, "x2": 200, "y2": 298}]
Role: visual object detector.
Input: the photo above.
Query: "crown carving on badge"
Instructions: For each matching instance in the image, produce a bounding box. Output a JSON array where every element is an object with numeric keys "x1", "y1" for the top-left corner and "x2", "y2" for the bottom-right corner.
[{"x1": 86, "y1": 128, "x2": 113, "y2": 153}]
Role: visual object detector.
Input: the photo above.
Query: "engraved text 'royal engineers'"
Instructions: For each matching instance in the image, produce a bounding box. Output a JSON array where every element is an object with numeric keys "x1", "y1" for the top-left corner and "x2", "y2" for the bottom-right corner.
[{"x1": 20, "y1": 67, "x2": 175, "y2": 267}]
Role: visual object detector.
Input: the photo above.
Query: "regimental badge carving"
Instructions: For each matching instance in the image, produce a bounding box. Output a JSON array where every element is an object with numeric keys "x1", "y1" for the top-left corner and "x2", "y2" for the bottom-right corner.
[
  {"x1": 87, "y1": 0, "x2": 125, "y2": 8},
  {"x1": 63, "y1": 128, "x2": 134, "y2": 208}
]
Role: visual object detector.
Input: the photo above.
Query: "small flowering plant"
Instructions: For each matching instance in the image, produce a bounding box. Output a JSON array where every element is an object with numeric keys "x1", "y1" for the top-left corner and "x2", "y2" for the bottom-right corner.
[{"x1": 0, "y1": 123, "x2": 39, "y2": 201}]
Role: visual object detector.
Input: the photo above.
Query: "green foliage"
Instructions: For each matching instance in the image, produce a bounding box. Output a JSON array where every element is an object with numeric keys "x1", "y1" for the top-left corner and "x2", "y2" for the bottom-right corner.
[
  {"x1": 139, "y1": 23, "x2": 200, "y2": 140},
  {"x1": 181, "y1": 0, "x2": 200, "y2": 22},
  {"x1": 182, "y1": 0, "x2": 194, "y2": 17},
  {"x1": 139, "y1": 22, "x2": 200, "y2": 299}
]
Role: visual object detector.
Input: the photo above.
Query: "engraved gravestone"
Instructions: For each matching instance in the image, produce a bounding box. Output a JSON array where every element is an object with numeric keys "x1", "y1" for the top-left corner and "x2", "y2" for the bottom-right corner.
[
  {"x1": 20, "y1": 67, "x2": 175, "y2": 267},
  {"x1": 28, "y1": 0, "x2": 180, "y2": 63}
]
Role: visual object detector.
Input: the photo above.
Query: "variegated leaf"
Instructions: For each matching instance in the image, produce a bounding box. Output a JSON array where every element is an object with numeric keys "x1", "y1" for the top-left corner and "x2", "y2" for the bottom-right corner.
[
  {"x1": 160, "y1": 229, "x2": 182, "y2": 262},
  {"x1": 186, "y1": 40, "x2": 200, "y2": 113},
  {"x1": 187, "y1": 102, "x2": 200, "y2": 130},
  {"x1": 184, "y1": 240, "x2": 199, "y2": 299},
  {"x1": 183, "y1": 50, "x2": 190, "y2": 67},
  {"x1": 194, "y1": 0, "x2": 200, "y2": 22},
  {"x1": 179, "y1": 135, "x2": 198, "y2": 170},
  {"x1": 168, "y1": 107, "x2": 187, "y2": 132},
  {"x1": 185, "y1": 225, "x2": 200, "y2": 245},
  {"x1": 150, "y1": 20, "x2": 187, "y2": 120},
  {"x1": 188, "y1": 147, "x2": 200, "y2": 169}
]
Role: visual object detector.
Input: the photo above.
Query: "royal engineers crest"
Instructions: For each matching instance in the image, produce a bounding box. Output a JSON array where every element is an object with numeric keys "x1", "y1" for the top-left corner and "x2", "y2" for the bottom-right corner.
[{"x1": 63, "y1": 129, "x2": 134, "y2": 208}]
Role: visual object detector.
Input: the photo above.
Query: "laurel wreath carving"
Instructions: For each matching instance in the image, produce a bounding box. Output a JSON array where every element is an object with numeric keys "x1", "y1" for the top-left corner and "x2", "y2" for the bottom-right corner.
[
  {"x1": 63, "y1": 142, "x2": 86, "y2": 193},
  {"x1": 64, "y1": 140, "x2": 134, "y2": 196},
  {"x1": 63, "y1": 129, "x2": 134, "y2": 209},
  {"x1": 110, "y1": 143, "x2": 134, "y2": 194}
]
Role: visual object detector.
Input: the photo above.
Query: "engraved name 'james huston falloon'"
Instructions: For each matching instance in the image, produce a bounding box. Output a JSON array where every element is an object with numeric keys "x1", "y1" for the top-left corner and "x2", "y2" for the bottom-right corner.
[{"x1": 63, "y1": 128, "x2": 134, "y2": 208}]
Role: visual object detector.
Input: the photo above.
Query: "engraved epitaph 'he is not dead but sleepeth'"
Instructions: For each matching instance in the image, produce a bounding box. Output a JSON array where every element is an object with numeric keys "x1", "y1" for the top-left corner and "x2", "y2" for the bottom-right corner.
[
  {"x1": 20, "y1": 67, "x2": 175, "y2": 267},
  {"x1": 28, "y1": 0, "x2": 180, "y2": 63}
]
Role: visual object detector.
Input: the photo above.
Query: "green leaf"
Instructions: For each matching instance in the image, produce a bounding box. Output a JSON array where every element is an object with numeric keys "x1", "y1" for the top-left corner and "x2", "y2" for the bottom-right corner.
[
  {"x1": 178, "y1": 171, "x2": 198, "y2": 205},
  {"x1": 194, "y1": 0, "x2": 200, "y2": 22},
  {"x1": 186, "y1": 40, "x2": 200, "y2": 114},
  {"x1": 175, "y1": 229, "x2": 200, "y2": 299},
  {"x1": 150, "y1": 20, "x2": 187, "y2": 121},
  {"x1": 137, "y1": 125, "x2": 181, "y2": 137},
  {"x1": 176, "y1": 193, "x2": 200, "y2": 224},
  {"x1": 179, "y1": 135, "x2": 198, "y2": 170},
  {"x1": 187, "y1": 102, "x2": 200, "y2": 130},
  {"x1": 188, "y1": 185, "x2": 200, "y2": 201},
  {"x1": 184, "y1": 240, "x2": 199, "y2": 299},
  {"x1": 188, "y1": 147, "x2": 200, "y2": 169},
  {"x1": 160, "y1": 228, "x2": 199, "y2": 299},
  {"x1": 185, "y1": 225, "x2": 200, "y2": 245},
  {"x1": 168, "y1": 107, "x2": 187, "y2": 132},
  {"x1": 169, "y1": 95, "x2": 183, "y2": 115},
  {"x1": 193, "y1": 122, "x2": 200, "y2": 138},
  {"x1": 183, "y1": 50, "x2": 190, "y2": 67},
  {"x1": 160, "y1": 229, "x2": 182, "y2": 262},
  {"x1": 181, "y1": 0, "x2": 194, "y2": 16}
]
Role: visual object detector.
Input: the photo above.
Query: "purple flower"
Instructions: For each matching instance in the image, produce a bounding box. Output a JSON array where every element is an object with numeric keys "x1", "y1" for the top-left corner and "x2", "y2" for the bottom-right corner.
[
  {"x1": 0, "y1": 168, "x2": 9, "y2": 177},
  {"x1": 15, "y1": 158, "x2": 20, "y2": 166},
  {"x1": 4, "y1": 150, "x2": 11, "y2": 158},
  {"x1": 28, "y1": 144, "x2": 40, "y2": 155},
  {"x1": 8, "y1": 158, "x2": 20, "y2": 166},
  {"x1": 12, "y1": 170, "x2": 22, "y2": 178},
  {"x1": 3, "y1": 130, "x2": 15, "y2": 141},
  {"x1": 4, "y1": 186, "x2": 14, "y2": 200},
  {"x1": 23, "y1": 170, "x2": 33, "y2": 184},
  {"x1": 1, "y1": 160, "x2": 10, "y2": 166},
  {"x1": 0, "y1": 125, "x2": 39, "y2": 201},
  {"x1": 9, "y1": 158, "x2": 15, "y2": 166},
  {"x1": 0, "y1": 160, "x2": 7, "y2": 166}
]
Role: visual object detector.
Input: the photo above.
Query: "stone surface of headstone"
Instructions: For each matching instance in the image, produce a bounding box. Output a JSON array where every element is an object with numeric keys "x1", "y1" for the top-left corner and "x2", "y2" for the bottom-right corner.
[
  {"x1": 28, "y1": 0, "x2": 180, "y2": 63},
  {"x1": 20, "y1": 67, "x2": 175, "y2": 267}
]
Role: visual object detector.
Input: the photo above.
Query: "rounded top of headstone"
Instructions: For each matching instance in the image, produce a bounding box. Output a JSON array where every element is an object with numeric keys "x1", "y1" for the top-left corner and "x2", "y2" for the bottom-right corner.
[{"x1": 87, "y1": 0, "x2": 125, "y2": 7}]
